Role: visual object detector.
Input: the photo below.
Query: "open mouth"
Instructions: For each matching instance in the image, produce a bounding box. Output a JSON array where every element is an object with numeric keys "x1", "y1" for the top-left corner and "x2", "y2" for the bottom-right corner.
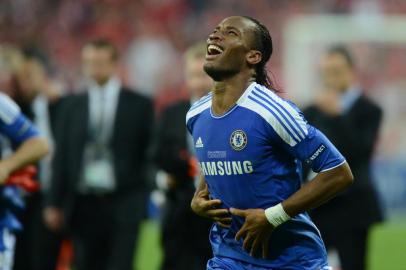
[{"x1": 207, "y1": 44, "x2": 224, "y2": 56}]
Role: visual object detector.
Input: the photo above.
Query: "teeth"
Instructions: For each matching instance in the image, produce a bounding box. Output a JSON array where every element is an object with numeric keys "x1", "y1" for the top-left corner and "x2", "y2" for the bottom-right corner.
[{"x1": 208, "y1": 44, "x2": 223, "y2": 54}]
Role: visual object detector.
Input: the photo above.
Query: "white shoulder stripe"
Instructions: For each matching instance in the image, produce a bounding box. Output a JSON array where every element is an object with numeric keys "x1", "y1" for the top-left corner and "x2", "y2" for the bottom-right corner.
[
  {"x1": 0, "y1": 92, "x2": 21, "y2": 125},
  {"x1": 186, "y1": 99, "x2": 212, "y2": 124},
  {"x1": 240, "y1": 97, "x2": 298, "y2": 146},
  {"x1": 253, "y1": 86, "x2": 308, "y2": 138},
  {"x1": 250, "y1": 92, "x2": 303, "y2": 142}
]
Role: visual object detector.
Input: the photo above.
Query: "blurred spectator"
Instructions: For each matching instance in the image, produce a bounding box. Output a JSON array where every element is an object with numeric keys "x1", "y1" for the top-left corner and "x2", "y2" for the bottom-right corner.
[
  {"x1": 0, "y1": 46, "x2": 23, "y2": 95},
  {"x1": 125, "y1": 18, "x2": 178, "y2": 97},
  {"x1": 1, "y1": 0, "x2": 406, "y2": 95},
  {"x1": 152, "y1": 42, "x2": 213, "y2": 270},
  {"x1": 9, "y1": 47, "x2": 65, "y2": 270},
  {"x1": 303, "y1": 46, "x2": 383, "y2": 270},
  {"x1": 45, "y1": 39, "x2": 154, "y2": 270}
]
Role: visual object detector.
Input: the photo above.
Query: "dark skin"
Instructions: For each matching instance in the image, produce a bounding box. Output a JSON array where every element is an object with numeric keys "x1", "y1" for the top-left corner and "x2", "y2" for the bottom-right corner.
[{"x1": 191, "y1": 16, "x2": 354, "y2": 258}]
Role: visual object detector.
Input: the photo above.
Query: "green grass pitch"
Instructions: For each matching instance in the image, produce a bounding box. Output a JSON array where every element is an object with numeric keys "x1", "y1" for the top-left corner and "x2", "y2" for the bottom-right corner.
[{"x1": 134, "y1": 219, "x2": 406, "y2": 270}]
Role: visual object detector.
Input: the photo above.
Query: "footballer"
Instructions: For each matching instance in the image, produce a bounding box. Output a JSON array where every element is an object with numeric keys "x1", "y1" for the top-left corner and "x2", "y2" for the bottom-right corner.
[{"x1": 187, "y1": 16, "x2": 353, "y2": 270}]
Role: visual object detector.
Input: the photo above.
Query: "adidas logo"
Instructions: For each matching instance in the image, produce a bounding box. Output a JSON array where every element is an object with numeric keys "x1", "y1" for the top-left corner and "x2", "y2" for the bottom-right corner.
[{"x1": 195, "y1": 137, "x2": 204, "y2": 148}]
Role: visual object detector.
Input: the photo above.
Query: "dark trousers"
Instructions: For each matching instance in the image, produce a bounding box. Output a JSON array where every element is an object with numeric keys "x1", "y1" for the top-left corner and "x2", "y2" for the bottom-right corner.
[
  {"x1": 13, "y1": 192, "x2": 62, "y2": 270},
  {"x1": 71, "y1": 193, "x2": 143, "y2": 270},
  {"x1": 321, "y1": 227, "x2": 369, "y2": 270},
  {"x1": 161, "y1": 188, "x2": 212, "y2": 270}
]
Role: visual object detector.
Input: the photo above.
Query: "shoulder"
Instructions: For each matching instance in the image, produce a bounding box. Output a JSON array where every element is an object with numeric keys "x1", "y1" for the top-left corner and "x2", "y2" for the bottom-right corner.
[
  {"x1": 302, "y1": 105, "x2": 320, "y2": 119},
  {"x1": 356, "y1": 94, "x2": 382, "y2": 116},
  {"x1": 238, "y1": 83, "x2": 308, "y2": 146},
  {"x1": 119, "y1": 88, "x2": 154, "y2": 115},
  {"x1": 121, "y1": 87, "x2": 152, "y2": 104},
  {"x1": 62, "y1": 91, "x2": 86, "y2": 108},
  {"x1": 186, "y1": 92, "x2": 212, "y2": 124},
  {"x1": 0, "y1": 92, "x2": 21, "y2": 124}
]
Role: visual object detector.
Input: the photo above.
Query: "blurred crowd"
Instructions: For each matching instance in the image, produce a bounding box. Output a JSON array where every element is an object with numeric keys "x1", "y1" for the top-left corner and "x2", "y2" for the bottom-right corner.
[
  {"x1": 0, "y1": 1, "x2": 405, "y2": 270},
  {"x1": 2, "y1": 0, "x2": 406, "y2": 107}
]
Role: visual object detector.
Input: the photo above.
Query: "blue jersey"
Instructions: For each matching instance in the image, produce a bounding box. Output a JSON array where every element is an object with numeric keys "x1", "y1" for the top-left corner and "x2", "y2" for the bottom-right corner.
[
  {"x1": 0, "y1": 92, "x2": 40, "y2": 251},
  {"x1": 0, "y1": 93, "x2": 39, "y2": 145},
  {"x1": 186, "y1": 83, "x2": 345, "y2": 269}
]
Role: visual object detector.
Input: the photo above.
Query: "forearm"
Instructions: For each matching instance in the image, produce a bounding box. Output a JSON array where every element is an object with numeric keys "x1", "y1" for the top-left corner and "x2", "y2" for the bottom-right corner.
[
  {"x1": 282, "y1": 162, "x2": 353, "y2": 217},
  {"x1": 1, "y1": 137, "x2": 49, "y2": 173}
]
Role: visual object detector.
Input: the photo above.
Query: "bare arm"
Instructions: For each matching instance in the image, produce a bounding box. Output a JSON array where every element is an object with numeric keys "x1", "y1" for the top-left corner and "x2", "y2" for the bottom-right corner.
[
  {"x1": 282, "y1": 162, "x2": 353, "y2": 217},
  {"x1": 231, "y1": 162, "x2": 353, "y2": 258},
  {"x1": 0, "y1": 137, "x2": 49, "y2": 183}
]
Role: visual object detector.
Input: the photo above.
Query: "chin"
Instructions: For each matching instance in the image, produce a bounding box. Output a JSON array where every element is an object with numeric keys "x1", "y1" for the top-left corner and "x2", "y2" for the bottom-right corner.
[{"x1": 203, "y1": 63, "x2": 237, "y2": 82}]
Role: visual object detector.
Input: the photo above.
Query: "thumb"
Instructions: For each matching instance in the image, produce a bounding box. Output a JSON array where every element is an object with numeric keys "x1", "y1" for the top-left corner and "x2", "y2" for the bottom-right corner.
[{"x1": 230, "y1": 208, "x2": 247, "y2": 217}]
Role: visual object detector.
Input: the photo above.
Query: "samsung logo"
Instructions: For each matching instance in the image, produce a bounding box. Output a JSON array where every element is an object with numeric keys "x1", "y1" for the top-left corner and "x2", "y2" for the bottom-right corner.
[{"x1": 199, "y1": 161, "x2": 253, "y2": 176}]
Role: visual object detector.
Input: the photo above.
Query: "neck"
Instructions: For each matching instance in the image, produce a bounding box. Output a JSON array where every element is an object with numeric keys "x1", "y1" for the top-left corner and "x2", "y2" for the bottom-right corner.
[
  {"x1": 211, "y1": 72, "x2": 255, "y2": 116},
  {"x1": 94, "y1": 76, "x2": 113, "y2": 88}
]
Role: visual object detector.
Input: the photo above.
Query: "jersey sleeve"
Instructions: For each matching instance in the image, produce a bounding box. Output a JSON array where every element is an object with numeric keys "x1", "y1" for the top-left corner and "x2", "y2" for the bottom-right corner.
[
  {"x1": 286, "y1": 124, "x2": 345, "y2": 173},
  {"x1": 0, "y1": 93, "x2": 40, "y2": 145},
  {"x1": 186, "y1": 117, "x2": 193, "y2": 135},
  {"x1": 268, "y1": 100, "x2": 345, "y2": 173}
]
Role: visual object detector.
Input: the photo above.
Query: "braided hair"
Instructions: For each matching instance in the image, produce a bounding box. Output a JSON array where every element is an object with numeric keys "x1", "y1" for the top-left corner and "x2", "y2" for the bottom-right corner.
[{"x1": 243, "y1": 16, "x2": 276, "y2": 90}]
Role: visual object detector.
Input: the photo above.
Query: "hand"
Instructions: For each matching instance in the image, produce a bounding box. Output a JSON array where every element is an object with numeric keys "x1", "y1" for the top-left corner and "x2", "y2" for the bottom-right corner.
[
  {"x1": 43, "y1": 206, "x2": 64, "y2": 232},
  {"x1": 191, "y1": 184, "x2": 232, "y2": 227},
  {"x1": 230, "y1": 208, "x2": 274, "y2": 258}
]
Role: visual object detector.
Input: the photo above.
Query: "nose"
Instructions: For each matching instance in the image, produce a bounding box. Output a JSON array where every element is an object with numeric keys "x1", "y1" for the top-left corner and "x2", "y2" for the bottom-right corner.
[{"x1": 208, "y1": 31, "x2": 223, "y2": 42}]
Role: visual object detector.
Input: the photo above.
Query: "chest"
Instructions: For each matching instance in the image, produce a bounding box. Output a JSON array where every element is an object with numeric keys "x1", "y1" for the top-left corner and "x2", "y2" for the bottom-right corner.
[{"x1": 192, "y1": 108, "x2": 272, "y2": 165}]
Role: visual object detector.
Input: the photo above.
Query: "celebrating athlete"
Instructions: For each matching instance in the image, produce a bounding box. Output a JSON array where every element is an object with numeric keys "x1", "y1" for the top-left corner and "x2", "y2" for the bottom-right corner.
[{"x1": 187, "y1": 16, "x2": 353, "y2": 270}]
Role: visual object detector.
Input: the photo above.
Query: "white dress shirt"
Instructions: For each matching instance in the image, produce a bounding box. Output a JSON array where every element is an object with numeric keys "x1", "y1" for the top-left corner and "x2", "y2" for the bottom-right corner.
[
  {"x1": 32, "y1": 94, "x2": 54, "y2": 191},
  {"x1": 79, "y1": 77, "x2": 121, "y2": 194}
]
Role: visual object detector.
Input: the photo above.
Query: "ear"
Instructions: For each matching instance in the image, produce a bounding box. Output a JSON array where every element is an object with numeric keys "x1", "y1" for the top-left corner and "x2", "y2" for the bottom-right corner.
[{"x1": 246, "y1": 50, "x2": 262, "y2": 65}]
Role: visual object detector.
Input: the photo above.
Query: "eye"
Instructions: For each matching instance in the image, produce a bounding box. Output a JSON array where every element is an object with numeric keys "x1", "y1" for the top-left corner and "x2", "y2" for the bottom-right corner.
[{"x1": 228, "y1": 30, "x2": 238, "y2": 36}]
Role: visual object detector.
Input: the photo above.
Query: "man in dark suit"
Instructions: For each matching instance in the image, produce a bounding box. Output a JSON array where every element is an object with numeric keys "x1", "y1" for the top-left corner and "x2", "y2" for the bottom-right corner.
[
  {"x1": 303, "y1": 46, "x2": 383, "y2": 270},
  {"x1": 153, "y1": 42, "x2": 213, "y2": 270},
  {"x1": 45, "y1": 39, "x2": 154, "y2": 270}
]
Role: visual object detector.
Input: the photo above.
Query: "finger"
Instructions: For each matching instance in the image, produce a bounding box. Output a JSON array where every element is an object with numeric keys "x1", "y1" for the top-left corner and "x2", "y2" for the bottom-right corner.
[
  {"x1": 235, "y1": 225, "x2": 247, "y2": 241},
  {"x1": 213, "y1": 216, "x2": 232, "y2": 224},
  {"x1": 250, "y1": 236, "x2": 261, "y2": 257},
  {"x1": 229, "y1": 208, "x2": 247, "y2": 217},
  {"x1": 243, "y1": 233, "x2": 255, "y2": 252},
  {"x1": 197, "y1": 189, "x2": 209, "y2": 197},
  {"x1": 216, "y1": 220, "x2": 232, "y2": 228},
  {"x1": 206, "y1": 209, "x2": 230, "y2": 218},
  {"x1": 202, "y1": 200, "x2": 223, "y2": 210}
]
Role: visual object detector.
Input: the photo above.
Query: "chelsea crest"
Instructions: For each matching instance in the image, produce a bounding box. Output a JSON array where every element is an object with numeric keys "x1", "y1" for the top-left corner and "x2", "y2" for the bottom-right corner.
[{"x1": 230, "y1": 130, "x2": 247, "y2": 151}]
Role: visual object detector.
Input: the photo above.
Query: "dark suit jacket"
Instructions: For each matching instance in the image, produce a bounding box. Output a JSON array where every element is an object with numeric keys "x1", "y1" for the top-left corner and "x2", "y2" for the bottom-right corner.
[
  {"x1": 49, "y1": 87, "x2": 154, "y2": 224},
  {"x1": 303, "y1": 94, "x2": 383, "y2": 230},
  {"x1": 152, "y1": 100, "x2": 213, "y2": 261},
  {"x1": 153, "y1": 100, "x2": 192, "y2": 185}
]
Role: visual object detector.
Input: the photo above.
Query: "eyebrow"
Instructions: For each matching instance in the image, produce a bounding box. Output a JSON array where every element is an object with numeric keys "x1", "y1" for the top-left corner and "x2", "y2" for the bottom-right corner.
[
  {"x1": 214, "y1": 25, "x2": 241, "y2": 34},
  {"x1": 226, "y1": 26, "x2": 240, "y2": 32}
]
